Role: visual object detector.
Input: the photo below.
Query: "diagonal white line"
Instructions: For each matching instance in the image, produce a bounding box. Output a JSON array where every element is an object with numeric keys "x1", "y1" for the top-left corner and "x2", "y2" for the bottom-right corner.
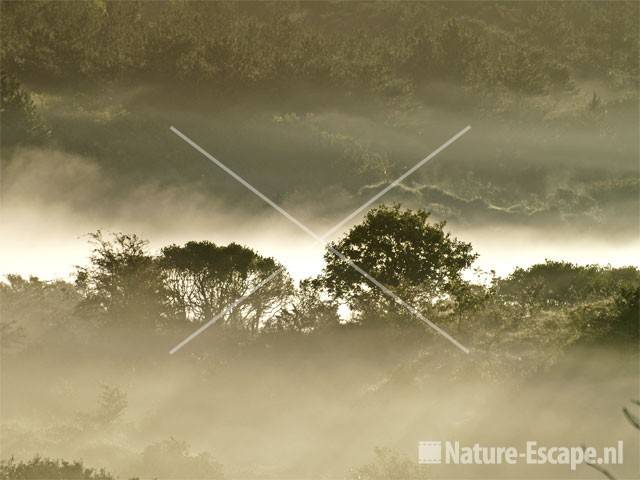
[
  {"x1": 171, "y1": 126, "x2": 321, "y2": 240},
  {"x1": 168, "y1": 267, "x2": 285, "y2": 355},
  {"x1": 169, "y1": 125, "x2": 471, "y2": 354},
  {"x1": 322, "y1": 243, "x2": 470, "y2": 353},
  {"x1": 320, "y1": 126, "x2": 471, "y2": 240}
]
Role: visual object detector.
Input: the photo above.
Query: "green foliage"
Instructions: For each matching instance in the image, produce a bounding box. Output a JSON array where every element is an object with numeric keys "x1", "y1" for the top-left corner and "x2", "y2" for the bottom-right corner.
[
  {"x1": 75, "y1": 231, "x2": 169, "y2": 330},
  {"x1": 159, "y1": 240, "x2": 292, "y2": 332},
  {"x1": 449, "y1": 261, "x2": 640, "y2": 364},
  {"x1": 0, "y1": 274, "x2": 79, "y2": 349},
  {"x1": 568, "y1": 285, "x2": 640, "y2": 345},
  {"x1": 434, "y1": 19, "x2": 478, "y2": 83},
  {"x1": 494, "y1": 45, "x2": 570, "y2": 95},
  {"x1": 0, "y1": 456, "x2": 114, "y2": 480},
  {"x1": 0, "y1": 73, "x2": 49, "y2": 147},
  {"x1": 497, "y1": 260, "x2": 640, "y2": 309},
  {"x1": 1, "y1": 2, "x2": 636, "y2": 94},
  {"x1": 1, "y1": 214, "x2": 636, "y2": 352},
  {"x1": 267, "y1": 278, "x2": 340, "y2": 332},
  {"x1": 321, "y1": 204, "x2": 476, "y2": 324}
]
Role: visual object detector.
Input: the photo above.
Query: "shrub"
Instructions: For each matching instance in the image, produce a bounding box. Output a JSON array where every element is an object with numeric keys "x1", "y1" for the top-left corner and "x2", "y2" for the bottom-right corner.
[{"x1": 0, "y1": 457, "x2": 114, "y2": 480}]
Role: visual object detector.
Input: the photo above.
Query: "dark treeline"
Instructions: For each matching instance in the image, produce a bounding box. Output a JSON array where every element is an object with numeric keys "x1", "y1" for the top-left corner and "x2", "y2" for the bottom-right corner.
[
  {"x1": 1, "y1": 204, "x2": 639, "y2": 479},
  {"x1": 2, "y1": 205, "x2": 638, "y2": 357},
  {"x1": 2, "y1": 2, "x2": 638, "y2": 238},
  {"x1": 2, "y1": 1, "x2": 637, "y2": 93}
]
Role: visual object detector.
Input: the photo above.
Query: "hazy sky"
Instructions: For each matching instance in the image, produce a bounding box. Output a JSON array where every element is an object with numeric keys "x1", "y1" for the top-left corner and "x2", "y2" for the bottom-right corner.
[
  {"x1": 2, "y1": 81, "x2": 638, "y2": 285},
  {"x1": 2, "y1": 187, "x2": 638, "y2": 284}
]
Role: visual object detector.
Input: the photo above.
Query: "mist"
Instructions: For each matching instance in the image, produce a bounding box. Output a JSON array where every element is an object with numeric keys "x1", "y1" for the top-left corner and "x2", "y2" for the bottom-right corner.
[
  {"x1": 2, "y1": 329, "x2": 638, "y2": 479},
  {"x1": 1, "y1": 2, "x2": 639, "y2": 479},
  {"x1": 2, "y1": 87, "x2": 638, "y2": 283}
]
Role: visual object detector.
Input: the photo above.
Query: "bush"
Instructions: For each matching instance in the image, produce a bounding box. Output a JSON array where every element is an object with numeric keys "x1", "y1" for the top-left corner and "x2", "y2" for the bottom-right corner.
[
  {"x1": 351, "y1": 447, "x2": 428, "y2": 480},
  {"x1": 135, "y1": 438, "x2": 224, "y2": 479},
  {"x1": 0, "y1": 457, "x2": 114, "y2": 480}
]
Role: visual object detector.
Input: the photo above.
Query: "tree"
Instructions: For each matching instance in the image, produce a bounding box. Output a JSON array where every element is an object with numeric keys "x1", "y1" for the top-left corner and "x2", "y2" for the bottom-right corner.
[
  {"x1": 496, "y1": 261, "x2": 640, "y2": 309},
  {"x1": 0, "y1": 274, "x2": 79, "y2": 348},
  {"x1": 0, "y1": 73, "x2": 49, "y2": 147},
  {"x1": 568, "y1": 284, "x2": 640, "y2": 345},
  {"x1": 159, "y1": 241, "x2": 292, "y2": 333},
  {"x1": 321, "y1": 205, "x2": 477, "y2": 324},
  {"x1": 0, "y1": 457, "x2": 114, "y2": 480},
  {"x1": 435, "y1": 19, "x2": 477, "y2": 83},
  {"x1": 75, "y1": 232, "x2": 169, "y2": 330},
  {"x1": 266, "y1": 278, "x2": 340, "y2": 332}
]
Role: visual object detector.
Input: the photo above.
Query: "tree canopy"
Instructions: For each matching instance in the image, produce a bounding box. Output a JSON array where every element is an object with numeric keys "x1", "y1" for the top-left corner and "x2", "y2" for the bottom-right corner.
[
  {"x1": 1, "y1": 1, "x2": 637, "y2": 94},
  {"x1": 75, "y1": 232, "x2": 169, "y2": 330},
  {"x1": 2, "y1": 209, "x2": 635, "y2": 348},
  {"x1": 321, "y1": 205, "x2": 477, "y2": 323},
  {"x1": 159, "y1": 241, "x2": 292, "y2": 332}
]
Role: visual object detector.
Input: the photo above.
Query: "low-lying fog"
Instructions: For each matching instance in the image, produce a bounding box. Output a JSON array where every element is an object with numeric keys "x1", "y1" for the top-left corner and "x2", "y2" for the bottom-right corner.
[
  {"x1": 2, "y1": 204, "x2": 639, "y2": 283},
  {"x1": 2, "y1": 81, "x2": 638, "y2": 480},
  {"x1": 2, "y1": 336, "x2": 638, "y2": 479}
]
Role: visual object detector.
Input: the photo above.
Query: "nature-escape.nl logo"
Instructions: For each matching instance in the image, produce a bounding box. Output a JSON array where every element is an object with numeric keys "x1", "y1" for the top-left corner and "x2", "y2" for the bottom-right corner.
[{"x1": 418, "y1": 440, "x2": 624, "y2": 471}]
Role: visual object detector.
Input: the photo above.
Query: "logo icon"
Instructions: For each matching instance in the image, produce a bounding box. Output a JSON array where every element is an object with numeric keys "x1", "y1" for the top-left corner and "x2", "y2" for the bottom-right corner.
[{"x1": 419, "y1": 441, "x2": 442, "y2": 464}]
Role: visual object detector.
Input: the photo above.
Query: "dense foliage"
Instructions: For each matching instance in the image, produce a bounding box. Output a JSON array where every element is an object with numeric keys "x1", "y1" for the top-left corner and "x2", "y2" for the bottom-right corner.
[
  {"x1": 160, "y1": 241, "x2": 292, "y2": 331},
  {"x1": 1, "y1": 2, "x2": 637, "y2": 236},
  {"x1": 1, "y1": 205, "x2": 637, "y2": 352},
  {"x1": 322, "y1": 205, "x2": 476, "y2": 325},
  {"x1": 1, "y1": 1, "x2": 637, "y2": 93},
  {"x1": 0, "y1": 457, "x2": 114, "y2": 480},
  {"x1": 75, "y1": 232, "x2": 169, "y2": 330}
]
